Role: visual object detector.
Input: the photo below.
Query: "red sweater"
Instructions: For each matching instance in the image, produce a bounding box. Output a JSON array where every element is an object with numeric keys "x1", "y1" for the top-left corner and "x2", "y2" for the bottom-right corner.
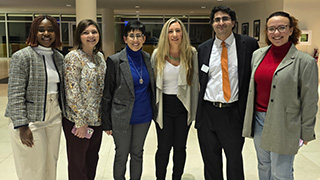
[{"x1": 254, "y1": 42, "x2": 292, "y2": 112}]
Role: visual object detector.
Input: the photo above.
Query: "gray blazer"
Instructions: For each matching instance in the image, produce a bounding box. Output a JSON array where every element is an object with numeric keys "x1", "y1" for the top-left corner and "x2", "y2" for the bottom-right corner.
[
  {"x1": 5, "y1": 46, "x2": 65, "y2": 128},
  {"x1": 242, "y1": 44, "x2": 318, "y2": 155},
  {"x1": 101, "y1": 47, "x2": 157, "y2": 133}
]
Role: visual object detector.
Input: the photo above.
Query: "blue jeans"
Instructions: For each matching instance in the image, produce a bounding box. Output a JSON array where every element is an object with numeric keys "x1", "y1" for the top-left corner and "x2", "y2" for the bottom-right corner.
[{"x1": 253, "y1": 111, "x2": 295, "y2": 180}]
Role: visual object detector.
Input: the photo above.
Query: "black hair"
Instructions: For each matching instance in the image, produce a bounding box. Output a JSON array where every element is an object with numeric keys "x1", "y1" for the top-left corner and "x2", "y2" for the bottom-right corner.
[
  {"x1": 124, "y1": 20, "x2": 146, "y2": 36},
  {"x1": 210, "y1": 5, "x2": 237, "y2": 25}
]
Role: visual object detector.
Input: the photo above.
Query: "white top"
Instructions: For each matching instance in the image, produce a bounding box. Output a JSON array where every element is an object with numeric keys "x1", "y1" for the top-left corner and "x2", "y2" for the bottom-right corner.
[
  {"x1": 204, "y1": 33, "x2": 239, "y2": 103},
  {"x1": 34, "y1": 45, "x2": 60, "y2": 94},
  {"x1": 163, "y1": 60, "x2": 180, "y2": 95}
]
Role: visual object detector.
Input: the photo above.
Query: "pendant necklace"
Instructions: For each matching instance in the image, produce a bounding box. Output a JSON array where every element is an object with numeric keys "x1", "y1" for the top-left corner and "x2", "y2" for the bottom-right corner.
[{"x1": 128, "y1": 56, "x2": 143, "y2": 84}]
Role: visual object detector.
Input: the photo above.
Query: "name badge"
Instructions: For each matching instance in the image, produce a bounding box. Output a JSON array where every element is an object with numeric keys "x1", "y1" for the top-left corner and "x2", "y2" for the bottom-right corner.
[
  {"x1": 201, "y1": 64, "x2": 209, "y2": 73},
  {"x1": 87, "y1": 62, "x2": 96, "y2": 69}
]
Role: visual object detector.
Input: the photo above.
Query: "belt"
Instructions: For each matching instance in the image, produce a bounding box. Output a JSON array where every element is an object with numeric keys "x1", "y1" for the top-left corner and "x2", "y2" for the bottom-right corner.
[{"x1": 209, "y1": 101, "x2": 238, "y2": 108}]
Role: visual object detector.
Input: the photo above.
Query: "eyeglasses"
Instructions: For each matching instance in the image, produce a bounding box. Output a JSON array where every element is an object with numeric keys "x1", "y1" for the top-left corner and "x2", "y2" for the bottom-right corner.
[
  {"x1": 213, "y1": 16, "x2": 231, "y2": 23},
  {"x1": 38, "y1": 28, "x2": 55, "y2": 33},
  {"x1": 267, "y1": 25, "x2": 289, "y2": 33},
  {"x1": 128, "y1": 33, "x2": 144, "y2": 40}
]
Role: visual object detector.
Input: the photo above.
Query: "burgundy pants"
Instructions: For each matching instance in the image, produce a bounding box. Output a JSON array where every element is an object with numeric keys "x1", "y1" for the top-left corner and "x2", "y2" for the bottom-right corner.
[{"x1": 62, "y1": 118, "x2": 103, "y2": 180}]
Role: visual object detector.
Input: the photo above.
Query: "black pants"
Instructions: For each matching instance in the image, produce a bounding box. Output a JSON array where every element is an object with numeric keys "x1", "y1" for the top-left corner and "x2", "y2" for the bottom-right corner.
[
  {"x1": 155, "y1": 94, "x2": 190, "y2": 180},
  {"x1": 62, "y1": 118, "x2": 103, "y2": 180},
  {"x1": 197, "y1": 101, "x2": 244, "y2": 180}
]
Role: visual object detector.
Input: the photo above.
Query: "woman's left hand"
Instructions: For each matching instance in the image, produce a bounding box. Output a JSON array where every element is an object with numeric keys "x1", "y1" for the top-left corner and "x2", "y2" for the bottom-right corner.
[
  {"x1": 74, "y1": 125, "x2": 88, "y2": 138},
  {"x1": 303, "y1": 141, "x2": 309, "y2": 145}
]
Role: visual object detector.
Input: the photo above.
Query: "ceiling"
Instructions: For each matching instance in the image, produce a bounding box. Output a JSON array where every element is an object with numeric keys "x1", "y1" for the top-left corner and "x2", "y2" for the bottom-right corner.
[{"x1": 0, "y1": 0, "x2": 262, "y2": 15}]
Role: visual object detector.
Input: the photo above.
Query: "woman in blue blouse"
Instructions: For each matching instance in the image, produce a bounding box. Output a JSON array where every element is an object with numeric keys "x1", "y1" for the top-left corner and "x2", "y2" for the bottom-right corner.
[{"x1": 101, "y1": 20, "x2": 157, "y2": 180}]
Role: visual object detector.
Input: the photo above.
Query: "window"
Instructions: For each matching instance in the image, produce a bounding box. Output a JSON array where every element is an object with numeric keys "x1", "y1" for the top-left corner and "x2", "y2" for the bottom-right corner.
[{"x1": 8, "y1": 22, "x2": 31, "y2": 56}]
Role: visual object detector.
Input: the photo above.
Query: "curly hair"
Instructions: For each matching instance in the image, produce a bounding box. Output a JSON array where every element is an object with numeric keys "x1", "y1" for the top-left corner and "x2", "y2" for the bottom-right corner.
[
  {"x1": 210, "y1": 5, "x2": 237, "y2": 30},
  {"x1": 26, "y1": 15, "x2": 62, "y2": 48},
  {"x1": 265, "y1": 11, "x2": 301, "y2": 45},
  {"x1": 154, "y1": 17, "x2": 194, "y2": 86}
]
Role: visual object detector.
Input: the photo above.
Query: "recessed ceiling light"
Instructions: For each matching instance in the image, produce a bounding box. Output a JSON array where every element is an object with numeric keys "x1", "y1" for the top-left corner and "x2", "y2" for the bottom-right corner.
[
  {"x1": 66, "y1": 4, "x2": 72, "y2": 7},
  {"x1": 201, "y1": 6, "x2": 206, "y2": 9},
  {"x1": 135, "y1": 5, "x2": 140, "y2": 9},
  {"x1": 217, "y1": 0, "x2": 223, "y2": 2}
]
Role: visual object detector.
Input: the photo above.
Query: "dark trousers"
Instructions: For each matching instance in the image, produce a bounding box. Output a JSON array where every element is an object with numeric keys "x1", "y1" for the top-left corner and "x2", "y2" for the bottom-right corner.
[
  {"x1": 62, "y1": 117, "x2": 103, "y2": 180},
  {"x1": 156, "y1": 94, "x2": 190, "y2": 180},
  {"x1": 197, "y1": 101, "x2": 244, "y2": 180}
]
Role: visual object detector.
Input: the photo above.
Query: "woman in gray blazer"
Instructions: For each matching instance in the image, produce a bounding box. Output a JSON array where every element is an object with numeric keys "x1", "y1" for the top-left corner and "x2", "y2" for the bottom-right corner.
[
  {"x1": 101, "y1": 20, "x2": 157, "y2": 180},
  {"x1": 5, "y1": 15, "x2": 65, "y2": 180},
  {"x1": 242, "y1": 11, "x2": 318, "y2": 180}
]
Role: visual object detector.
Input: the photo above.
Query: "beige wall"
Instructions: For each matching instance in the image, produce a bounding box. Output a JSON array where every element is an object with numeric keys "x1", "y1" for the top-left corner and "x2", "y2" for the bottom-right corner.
[
  {"x1": 233, "y1": 0, "x2": 319, "y2": 57},
  {"x1": 233, "y1": 0, "x2": 284, "y2": 47},
  {"x1": 284, "y1": 0, "x2": 320, "y2": 56}
]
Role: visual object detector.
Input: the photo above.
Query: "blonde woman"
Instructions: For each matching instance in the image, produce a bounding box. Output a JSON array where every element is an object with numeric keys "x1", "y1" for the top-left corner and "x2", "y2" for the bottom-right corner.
[{"x1": 151, "y1": 17, "x2": 199, "y2": 180}]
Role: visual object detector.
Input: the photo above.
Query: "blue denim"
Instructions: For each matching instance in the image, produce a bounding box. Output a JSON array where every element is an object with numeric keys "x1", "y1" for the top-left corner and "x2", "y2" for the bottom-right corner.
[{"x1": 253, "y1": 111, "x2": 295, "y2": 180}]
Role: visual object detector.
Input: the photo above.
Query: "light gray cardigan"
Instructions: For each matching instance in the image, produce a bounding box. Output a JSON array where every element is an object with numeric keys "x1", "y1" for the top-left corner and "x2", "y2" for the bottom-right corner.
[
  {"x1": 5, "y1": 46, "x2": 65, "y2": 128},
  {"x1": 151, "y1": 47, "x2": 199, "y2": 129},
  {"x1": 242, "y1": 44, "x2": 318, "y2": 155}
]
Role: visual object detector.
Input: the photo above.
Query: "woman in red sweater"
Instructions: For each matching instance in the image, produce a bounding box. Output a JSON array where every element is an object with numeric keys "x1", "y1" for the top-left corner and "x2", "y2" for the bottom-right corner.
[{"x1": 242, "y1": 11, "x2": 318, "y2": 180}]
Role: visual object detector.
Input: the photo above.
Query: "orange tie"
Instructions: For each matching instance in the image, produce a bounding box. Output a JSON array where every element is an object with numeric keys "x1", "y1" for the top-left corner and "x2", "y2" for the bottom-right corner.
[{"x1": 221, "y1": 41, "x2": 231, "y2": 102}]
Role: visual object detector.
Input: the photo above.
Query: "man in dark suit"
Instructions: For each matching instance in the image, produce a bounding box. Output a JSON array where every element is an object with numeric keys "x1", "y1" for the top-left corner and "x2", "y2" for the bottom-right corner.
[{"x1": 196, "y1": 5, "x2": 259, "y2": 180}]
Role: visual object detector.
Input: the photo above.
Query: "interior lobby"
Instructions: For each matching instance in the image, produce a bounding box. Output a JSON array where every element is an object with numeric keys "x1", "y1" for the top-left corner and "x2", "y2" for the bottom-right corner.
[{"x1": 1, "y1": 0, "x2": 320, "y2": 179}]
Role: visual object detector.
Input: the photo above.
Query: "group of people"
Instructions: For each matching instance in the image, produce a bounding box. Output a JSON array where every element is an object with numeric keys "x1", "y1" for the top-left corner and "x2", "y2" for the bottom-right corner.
[{"x1": 5, "y1": 5, "x2": 318, "y2": 180}]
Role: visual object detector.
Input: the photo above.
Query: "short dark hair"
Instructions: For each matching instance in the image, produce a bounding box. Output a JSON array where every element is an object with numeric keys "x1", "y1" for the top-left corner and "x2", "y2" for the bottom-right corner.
[
  {"x1": 265, "y1": 11, "x2": 301, "y2": 45},
  {"x1": 210, "y1": 5, "x2": 237, "y2": 25},
  {"x1": 73, "y1": 19, "x2": 102, "y2": 54},
  {"x1": 26, "y1": 15, "x2": 62, "y2": 48},
  {"x1": 124, "y1": 20, "x2": 146, "y2": 37}
]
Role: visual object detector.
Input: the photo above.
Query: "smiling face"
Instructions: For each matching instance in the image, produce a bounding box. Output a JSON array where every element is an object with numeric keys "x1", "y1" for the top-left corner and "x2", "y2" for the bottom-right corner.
[
  {"x1": 80, "y1": 24, "x2": 99, "y2": 51},
  {"x1": 212, "y1": 11, "x2": 235, "y2": 41},
  {"x1": 267, "y1": 16, "x2": 293, "y2": 47},
  {"x1": 168, "y1": 22, "x2": 182, "y2": 47},
  {"x1": 123, "y1": 29, "x2": 146, "y2": 52},
  {"x1": 36, "y1": 19, "x2": 55, "y2": 47}
]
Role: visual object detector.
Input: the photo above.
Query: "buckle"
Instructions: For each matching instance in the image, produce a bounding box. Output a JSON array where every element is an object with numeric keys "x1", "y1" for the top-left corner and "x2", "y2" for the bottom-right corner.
[{"x1": 211, "y1": 101, "x2": 237, "y2": 108}]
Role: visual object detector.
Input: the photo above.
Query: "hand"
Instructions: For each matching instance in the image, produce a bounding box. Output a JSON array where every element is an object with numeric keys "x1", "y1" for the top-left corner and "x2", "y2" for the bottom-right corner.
[
  {"x1": 105, "y1": 130, "x2": 112, "y2": 135},
  {"x1": 19, "y1": 126, "x2": 34, "y2": 147},
  {"x1": 74, "y1": 125, "x2": 88, "y2": 139},
  {"x1": 303, "y1": 141, "x2": 309, "y2": 145}
]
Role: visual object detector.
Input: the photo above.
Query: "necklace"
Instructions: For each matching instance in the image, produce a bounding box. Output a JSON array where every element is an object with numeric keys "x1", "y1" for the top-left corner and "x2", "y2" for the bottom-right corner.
[
  {"x1": 169, "y1": 55, "x2": 180, "y2": 61},
  {"x1": 128, "y1": 56, "x2": 143, "y2": 84}
]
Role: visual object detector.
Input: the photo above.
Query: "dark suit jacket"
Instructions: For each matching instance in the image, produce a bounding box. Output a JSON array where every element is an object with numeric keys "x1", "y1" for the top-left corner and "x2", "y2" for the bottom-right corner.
[
  {"x1": 195, "y1": 33, "x2": 259, "y2": 129},
  {"x1": 101, "y1": 47, "x2": 157, "y2": 133}
]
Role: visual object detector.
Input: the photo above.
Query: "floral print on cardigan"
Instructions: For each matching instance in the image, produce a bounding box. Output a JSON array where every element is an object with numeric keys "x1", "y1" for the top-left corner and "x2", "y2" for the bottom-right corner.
[{"x1": 64, "y1": 49, "x2": 106, "y2": 128}]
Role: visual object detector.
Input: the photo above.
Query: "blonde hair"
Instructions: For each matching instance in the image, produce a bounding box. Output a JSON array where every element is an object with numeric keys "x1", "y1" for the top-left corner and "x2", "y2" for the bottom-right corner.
[{"x1": 155, "y1": 17, "x2": 194, "y2": 85}]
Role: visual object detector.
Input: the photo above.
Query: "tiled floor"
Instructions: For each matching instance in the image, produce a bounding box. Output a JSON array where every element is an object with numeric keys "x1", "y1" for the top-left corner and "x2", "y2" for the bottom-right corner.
[{"x1": 0, "y1": 83, "x2": 320, "y2": 180}]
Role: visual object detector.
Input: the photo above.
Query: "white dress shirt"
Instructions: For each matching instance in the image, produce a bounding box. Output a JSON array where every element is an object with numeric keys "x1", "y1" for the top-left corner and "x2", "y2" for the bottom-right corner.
[{"x1": 204, "y1": 33, "x2": 239, "y2": 103}]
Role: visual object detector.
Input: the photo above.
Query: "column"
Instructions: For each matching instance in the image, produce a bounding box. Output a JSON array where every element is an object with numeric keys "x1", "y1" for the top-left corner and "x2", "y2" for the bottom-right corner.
[
  {"x1": 101, "y1": 8, "x2": 115, "y2": 57},
  {"x1": 75, "y1": 0, "x2": 97, "y2": 25}
]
